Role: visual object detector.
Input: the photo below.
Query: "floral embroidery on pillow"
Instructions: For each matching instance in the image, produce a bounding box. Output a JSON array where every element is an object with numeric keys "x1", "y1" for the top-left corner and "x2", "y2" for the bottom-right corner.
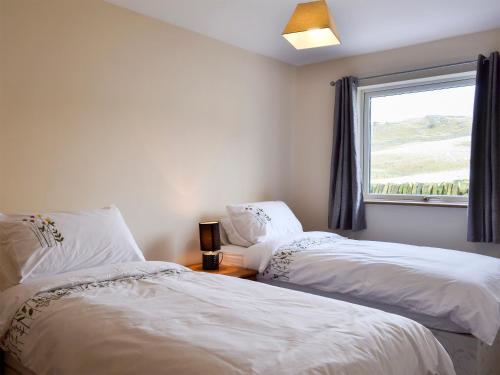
[
  {"x1": 244, "y1": 205, "x2": 271, "y2": 225},
  {"x1": 21, "y1": 215, "x2": 64, "y2": 247}
]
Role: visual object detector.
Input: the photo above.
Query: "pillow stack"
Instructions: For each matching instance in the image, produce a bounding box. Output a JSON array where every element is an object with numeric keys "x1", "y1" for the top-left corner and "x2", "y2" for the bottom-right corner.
[{"x1": 221, "y1": 201, "x2": 303, "y2": 247}]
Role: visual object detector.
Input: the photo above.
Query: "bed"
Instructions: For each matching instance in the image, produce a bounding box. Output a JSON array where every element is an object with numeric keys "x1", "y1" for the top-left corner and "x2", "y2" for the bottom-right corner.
[
  {"x1": 0, "y1": 260, "x2": 456, "y2": 375},
  {"x1": 220, "y1": 201, "x2": 500, "y2": 375},
  {"x1": 0, "y1": 206, "x2": 455, "y2": 375}
]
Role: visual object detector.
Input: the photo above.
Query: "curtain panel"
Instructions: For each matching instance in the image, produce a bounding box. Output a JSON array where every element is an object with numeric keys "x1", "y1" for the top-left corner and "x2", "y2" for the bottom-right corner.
[
  {"x1": 468, "y1": 52, "x2": 500, "y2": 243},
  {"x1": 328, "y1": 76, "x2": 366, "y2": 231}
]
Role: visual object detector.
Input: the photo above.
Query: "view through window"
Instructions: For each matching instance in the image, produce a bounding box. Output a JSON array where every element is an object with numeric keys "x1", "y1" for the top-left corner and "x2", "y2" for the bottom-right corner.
[{"x1": 367, "y1": 82, "x2": 475, "y2": 199}]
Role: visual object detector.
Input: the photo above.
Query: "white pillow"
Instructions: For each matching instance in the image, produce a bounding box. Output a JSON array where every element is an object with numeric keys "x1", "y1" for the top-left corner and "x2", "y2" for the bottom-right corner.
[
  {"x1": 219, "y1": 220, "x2": 230, "y2": 246},
  {"x1": 0, "y1": 206, "x2": 144, "y2": 290},
  {"x1": 226, "y1": 201, "x2": 303, "y2": 245},
  {"x1": 220, "y1": 217, "x2": 253, "y2": 247}
]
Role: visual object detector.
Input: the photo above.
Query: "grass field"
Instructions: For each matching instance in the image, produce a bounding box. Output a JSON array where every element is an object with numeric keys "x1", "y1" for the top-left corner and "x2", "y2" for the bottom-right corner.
[{"x1": 370, "y1": 115, "x2": 472, "y2": 196}]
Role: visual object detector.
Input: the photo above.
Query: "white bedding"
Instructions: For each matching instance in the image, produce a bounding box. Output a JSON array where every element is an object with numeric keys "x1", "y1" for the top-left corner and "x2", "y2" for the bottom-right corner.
[
  {"x1": 246, "y1": 232, "x2": 500, "y2": 346},
  {"x1": 0, "y1": 261, "x2": 454, "y2": 375}
]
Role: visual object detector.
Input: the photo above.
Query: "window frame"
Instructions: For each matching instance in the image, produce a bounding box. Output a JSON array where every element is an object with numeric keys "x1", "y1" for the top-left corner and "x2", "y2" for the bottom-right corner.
[{"x1": 358, "y1": 71, "x2": 476, "y2": 205}]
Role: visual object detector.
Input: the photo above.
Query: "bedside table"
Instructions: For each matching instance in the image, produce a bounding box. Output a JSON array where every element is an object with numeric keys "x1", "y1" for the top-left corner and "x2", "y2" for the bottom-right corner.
[{"x1": 188, "y1": 264, "x2": 258, "y2": 280}]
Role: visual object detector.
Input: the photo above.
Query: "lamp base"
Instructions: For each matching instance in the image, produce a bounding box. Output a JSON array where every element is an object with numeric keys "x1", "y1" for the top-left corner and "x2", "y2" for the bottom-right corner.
[{"x1": 202, "y1": 252, "x2": 221, "y2": 270}]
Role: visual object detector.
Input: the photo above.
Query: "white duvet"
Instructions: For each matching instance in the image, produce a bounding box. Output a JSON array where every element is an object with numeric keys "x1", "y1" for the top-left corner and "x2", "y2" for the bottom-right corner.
[
  {"x1": 0, "y1": 261, "x2": 454, "y2": 375},
  {"x1": 251, "y1": 232, "x2": 500, "y2": 345}
]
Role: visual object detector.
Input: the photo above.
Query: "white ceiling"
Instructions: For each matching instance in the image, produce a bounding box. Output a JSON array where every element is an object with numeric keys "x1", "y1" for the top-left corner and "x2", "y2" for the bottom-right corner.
[{"x1": 105, "y1": 0, "x2": 500, "y2": 66}]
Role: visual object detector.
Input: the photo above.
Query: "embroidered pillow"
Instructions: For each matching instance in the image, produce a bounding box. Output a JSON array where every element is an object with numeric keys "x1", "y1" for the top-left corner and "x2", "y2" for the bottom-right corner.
[
  {"x1": 226, "y1": 201, "x2": 303, "y2": 245},
  {"x1": 0, "y1": 206, "x2": 144, "y2": 290}
]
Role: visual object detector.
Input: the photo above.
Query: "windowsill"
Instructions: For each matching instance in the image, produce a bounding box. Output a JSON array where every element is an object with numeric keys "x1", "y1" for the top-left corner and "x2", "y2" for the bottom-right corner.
[{"x1": 364, "y1": 199, "x2": 467, "y2": 208}]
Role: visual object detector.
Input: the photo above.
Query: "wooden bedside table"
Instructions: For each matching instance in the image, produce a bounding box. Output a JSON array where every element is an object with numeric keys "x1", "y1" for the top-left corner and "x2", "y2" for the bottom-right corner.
[{"x1": 188, "y1": 264, "x2": 258, "y2": 280}]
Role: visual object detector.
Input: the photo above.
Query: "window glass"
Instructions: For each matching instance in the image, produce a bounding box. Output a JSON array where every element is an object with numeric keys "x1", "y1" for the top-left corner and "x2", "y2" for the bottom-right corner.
[{"x1": 367, "y1": 84, "x2": 475, "y2": 199}]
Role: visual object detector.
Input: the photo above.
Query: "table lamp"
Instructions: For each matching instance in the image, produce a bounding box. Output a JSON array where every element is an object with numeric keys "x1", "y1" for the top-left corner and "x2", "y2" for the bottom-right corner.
[{"x1": 199, "y1": 221, "x2": 221, "y2": 270}]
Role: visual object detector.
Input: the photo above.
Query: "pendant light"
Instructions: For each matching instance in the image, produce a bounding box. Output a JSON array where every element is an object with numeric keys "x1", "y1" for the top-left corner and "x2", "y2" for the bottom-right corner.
[{"x1": 282, "y1": 0, "x2": 341, "y2": 50}]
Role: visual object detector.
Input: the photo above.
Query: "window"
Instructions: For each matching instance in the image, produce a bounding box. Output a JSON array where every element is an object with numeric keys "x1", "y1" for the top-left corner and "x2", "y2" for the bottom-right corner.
[{"x1": 359, "y1": 72, "x2": 476, "y2": 204}]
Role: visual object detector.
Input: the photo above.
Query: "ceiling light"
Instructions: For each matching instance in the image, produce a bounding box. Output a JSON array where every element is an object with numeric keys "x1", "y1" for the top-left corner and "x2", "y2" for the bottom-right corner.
[{"x1": 282, "y1": 0, "x2": 341, "y2": 50}]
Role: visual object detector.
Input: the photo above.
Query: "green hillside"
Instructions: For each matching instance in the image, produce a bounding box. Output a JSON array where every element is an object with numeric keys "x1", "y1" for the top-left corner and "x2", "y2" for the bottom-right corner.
[
  {"x1": 370, "y1": 115, "x2": 472, "y2": 196},
  {"x1": 372, "y1": 115, "x2": 472, "y2": 151}
]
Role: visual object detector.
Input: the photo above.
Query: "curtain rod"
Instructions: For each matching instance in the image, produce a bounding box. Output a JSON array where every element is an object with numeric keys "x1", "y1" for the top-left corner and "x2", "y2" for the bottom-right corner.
[{"x1": 329, "y1": 59, "x2": 477, "y2": 86}]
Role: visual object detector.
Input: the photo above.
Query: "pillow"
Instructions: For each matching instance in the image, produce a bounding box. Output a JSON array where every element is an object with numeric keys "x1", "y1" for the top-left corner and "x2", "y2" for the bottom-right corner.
[
  {"x1": 219, "y1": 219, "x2": 230, "y2": 246},
  {"x1": 226, "y1": 201, "x2": 302, "y2": 245},
  {"x1": 0, "y1": 206, "x2": 144, "y2": 290},
  {"x1": 220, "y1": 218, "x2": 253, "y2": 247}
]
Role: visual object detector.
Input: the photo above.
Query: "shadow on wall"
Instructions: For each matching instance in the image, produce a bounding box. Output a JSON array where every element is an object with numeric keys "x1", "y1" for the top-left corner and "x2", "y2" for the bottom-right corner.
[
  {"x1": 146, "y1": 235, "x2": 176, "y2": 262},
  {"x1": 144, "y1": 235, "x2": 204, "y2": 265},
  {"x1": 178, "y1": 237, "x2": 202, "y2": 266}
]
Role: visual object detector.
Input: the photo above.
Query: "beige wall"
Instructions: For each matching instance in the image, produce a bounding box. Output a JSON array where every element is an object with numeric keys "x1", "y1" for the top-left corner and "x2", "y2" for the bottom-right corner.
[
  {"x1": 291, "y1": 28, "x2": 500, "y2": 257},
  {"x1": 0, "y1": 0, "x2": 296, "y2": 263},
  {"x1": 2, "y1": 0, "x2": 499, "y2": 263}
]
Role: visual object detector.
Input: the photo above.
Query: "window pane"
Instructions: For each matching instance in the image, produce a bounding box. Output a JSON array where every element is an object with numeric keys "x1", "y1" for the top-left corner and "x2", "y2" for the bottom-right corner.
[{"x1": 370, "y1": 85, "x2": 474, "y2": 196}]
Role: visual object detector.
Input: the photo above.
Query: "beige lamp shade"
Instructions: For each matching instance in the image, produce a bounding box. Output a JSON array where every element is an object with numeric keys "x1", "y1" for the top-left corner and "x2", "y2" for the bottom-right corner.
[{"x1": 282, "y1": 0, "x2": 341, "y2": 50}]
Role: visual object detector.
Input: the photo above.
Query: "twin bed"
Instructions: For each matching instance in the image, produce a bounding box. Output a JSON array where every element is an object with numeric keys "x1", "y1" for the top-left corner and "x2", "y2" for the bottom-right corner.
[
  {"x1": 0, "y1": 202, "x2": 498, "y2": 374},
  {"x1": 220, "y1": 201, "x2": 500, "y2": 375},
  {"x1": 0, "y1": 261, "x2": 452, "y2": 375}
]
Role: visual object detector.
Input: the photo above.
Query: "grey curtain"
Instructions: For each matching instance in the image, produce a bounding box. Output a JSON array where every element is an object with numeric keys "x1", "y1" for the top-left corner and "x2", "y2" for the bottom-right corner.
[
  {"x1": 328, "y1": 76, "x2": 366, "y2": 231},
  {"x1": 467, "y1": 52, "x2": 500, "y2": 243}
]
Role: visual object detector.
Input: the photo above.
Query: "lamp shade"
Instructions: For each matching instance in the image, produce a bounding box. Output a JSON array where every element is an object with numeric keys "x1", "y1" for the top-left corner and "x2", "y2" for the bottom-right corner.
[
  {"x1": 199, "y1": 222, "x2": 221, "y2": 252},
  {"x1": 282, "y1": 0, "x2": 341, "y2": 50}
]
